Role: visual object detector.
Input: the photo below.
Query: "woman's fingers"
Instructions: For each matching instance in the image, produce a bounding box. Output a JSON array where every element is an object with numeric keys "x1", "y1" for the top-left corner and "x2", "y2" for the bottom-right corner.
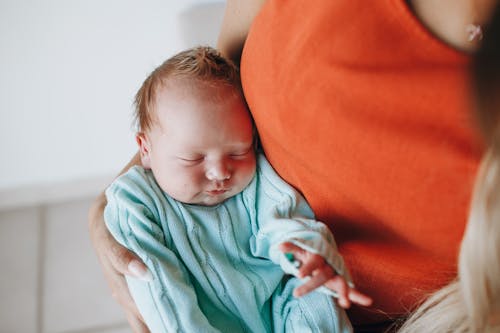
[
  {"x1": 102, "y1": 253, "x2": 148, "y2": 330},
  {"x1": 99, "y1": 232, "x2": 150, "y2": 331},
  {"x1": 126, "y1": 311, "x2": 150, "y2": 333},
  {"x1": 100, "y1": 254, "x2": 133, "y2": 311},
  {"x1": 88, "y1": 196, "x2": 150, "y2": 331},
  {"x1": 89, "y1": 196, "x2": 151, "y2": 280},
  {"x1": 107, "y1": 238, "x2": 152, "y2": 281}
]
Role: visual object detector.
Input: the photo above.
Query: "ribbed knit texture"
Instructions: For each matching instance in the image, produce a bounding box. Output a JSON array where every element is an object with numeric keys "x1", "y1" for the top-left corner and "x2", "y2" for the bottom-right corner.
[{"x1": 105, "y1": 155, "x2": 352, "y2": 332}]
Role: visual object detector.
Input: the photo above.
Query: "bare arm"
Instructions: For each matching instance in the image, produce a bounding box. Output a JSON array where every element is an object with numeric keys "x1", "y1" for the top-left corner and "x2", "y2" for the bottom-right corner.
[
  {"x1": 88, "y1": 152, "x2": 152, "y2": 332},
  {"x1": 217, "y1": 0, "x2": 266, "y2": 65},
  {"x1": 87, "y1": 2, "x2": 266, "y2": 332}
]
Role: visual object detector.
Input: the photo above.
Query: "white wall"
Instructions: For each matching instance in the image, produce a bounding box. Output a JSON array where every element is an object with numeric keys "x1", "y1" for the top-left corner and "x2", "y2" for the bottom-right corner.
[{"x1": 0, "y1": 0, "x2": 225, "y2": 207}]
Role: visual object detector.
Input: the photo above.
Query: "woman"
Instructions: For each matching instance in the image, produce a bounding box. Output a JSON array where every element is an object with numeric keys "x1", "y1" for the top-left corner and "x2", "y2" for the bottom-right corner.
[
  {"x1": 400, "y1": 5, "x2": 500, "y2": 331},
  {"x1": 88, "y1": 0, "x2": 498, "y2": 331}
]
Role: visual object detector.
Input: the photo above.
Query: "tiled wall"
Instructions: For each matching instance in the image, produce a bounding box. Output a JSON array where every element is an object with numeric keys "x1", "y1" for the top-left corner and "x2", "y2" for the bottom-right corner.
[{"x1": 0, "y1": 198, "x2": 131, "y2": 333}]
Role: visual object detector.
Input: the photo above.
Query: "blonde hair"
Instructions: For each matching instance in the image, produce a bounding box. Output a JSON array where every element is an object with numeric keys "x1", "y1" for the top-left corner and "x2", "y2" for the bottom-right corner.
[
  {"x1": 399, "y1": 5, "x2": 500, "y2": 333},
  {"x1": 134, "y1": 46, "x2": 241, "y2": 132},
  {"x1": 399, "y1": 152, "x2": 500, "y2": 332}
]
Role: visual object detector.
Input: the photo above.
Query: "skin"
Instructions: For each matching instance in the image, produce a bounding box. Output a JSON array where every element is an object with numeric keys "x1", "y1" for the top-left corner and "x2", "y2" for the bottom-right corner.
[
  {"x1": 137, "y1": 80, "x2": 257, "y2": 206},
  {"x1": 141, "y1": 77, "x2": 372, "y2": 304},
  {"x1": 408, "y1": 0, "x2": 498, "y2": 53},
  {"x1": 88, "y1": 0, "x2": 498, "y2": 331},
  {"x1": 216, "y1": 0, "x2": 267, "y2": 64}
]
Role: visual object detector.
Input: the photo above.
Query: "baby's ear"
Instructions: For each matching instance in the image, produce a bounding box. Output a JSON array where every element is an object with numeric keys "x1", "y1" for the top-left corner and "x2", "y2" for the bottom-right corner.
[{"x1": 136, "y1": 133, "x2": 152, "y2": 169}]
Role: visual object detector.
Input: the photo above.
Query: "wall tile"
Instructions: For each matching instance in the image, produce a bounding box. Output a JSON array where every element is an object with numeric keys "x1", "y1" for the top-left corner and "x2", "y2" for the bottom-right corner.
[
  {"x1": 90, "y1": 323, "x2": 132, "y2": 333},
  {"x1": 42, "y1": 198, "x2": 126, "y2": 333},
  {"x1": 0, "y1": 207, "x2": 40, "y2": 333}
]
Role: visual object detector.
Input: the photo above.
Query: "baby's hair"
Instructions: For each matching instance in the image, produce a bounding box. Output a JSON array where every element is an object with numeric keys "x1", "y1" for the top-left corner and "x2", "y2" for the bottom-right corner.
[
  {"x1": 399, "y1": 4, "x2": 500, "y2": 333},
  {"x1": 134, "y1": 46, "x2": 241, "y2": 132}
]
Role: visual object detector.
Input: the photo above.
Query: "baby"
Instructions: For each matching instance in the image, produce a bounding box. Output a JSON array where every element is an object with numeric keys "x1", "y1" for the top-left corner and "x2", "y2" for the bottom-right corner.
[{"x1": 104, "y1": 46, "x2": 371, "y2": 333}]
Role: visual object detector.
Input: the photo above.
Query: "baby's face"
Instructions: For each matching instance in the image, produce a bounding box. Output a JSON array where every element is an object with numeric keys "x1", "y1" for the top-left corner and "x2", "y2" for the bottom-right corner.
[{"x1": 138, "y1": 81, "x2": 256, "y2": 206}]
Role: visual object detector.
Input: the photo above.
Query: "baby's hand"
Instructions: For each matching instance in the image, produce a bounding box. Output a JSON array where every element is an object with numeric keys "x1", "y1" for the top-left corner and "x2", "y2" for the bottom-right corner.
[{"x1": 278, "y1": 242, "x2": 373, "y2": 309}]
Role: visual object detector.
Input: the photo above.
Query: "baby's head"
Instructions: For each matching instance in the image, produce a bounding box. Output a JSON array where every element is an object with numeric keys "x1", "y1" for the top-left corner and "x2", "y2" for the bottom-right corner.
[{"x1": 134, "y1": 46, "x2": 256, "y2": 206}]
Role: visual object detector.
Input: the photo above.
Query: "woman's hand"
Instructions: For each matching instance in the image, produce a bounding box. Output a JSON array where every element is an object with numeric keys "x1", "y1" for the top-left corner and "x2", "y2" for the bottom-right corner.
[
  {"x1": 279, "y1": 242, "x2": 373, "y2": 309},
  {"x1": 88, "y1": 193, "x2": 151, "y2": 333}
]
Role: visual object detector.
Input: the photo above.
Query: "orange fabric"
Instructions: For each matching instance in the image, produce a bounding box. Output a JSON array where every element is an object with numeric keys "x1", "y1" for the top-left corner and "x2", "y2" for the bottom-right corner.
[{"x1": 241, "y1": 0, "x2": 483, "y2": 325}]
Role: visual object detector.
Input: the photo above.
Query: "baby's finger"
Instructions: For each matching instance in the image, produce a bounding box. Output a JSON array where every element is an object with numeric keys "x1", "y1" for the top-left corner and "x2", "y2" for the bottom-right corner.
[
  {"x1": 348, "y1": 288, "x2": 373, "y2": 307},
  {"x1": 296, "y1": 254, "x2": 324, "y2": 278},
  {"x1": 278, "y1": 242, "x2": 303, "y2": 255},
  {"x1": 293, "y1": 265, "x2": 333, "y2": 297},
  {"x1": 324, "y1": 276, "x2": 350, "y2": 308}
]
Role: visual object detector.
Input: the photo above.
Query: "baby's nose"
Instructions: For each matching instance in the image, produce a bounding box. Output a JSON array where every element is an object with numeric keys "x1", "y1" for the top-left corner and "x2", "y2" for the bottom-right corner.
[{"x1": 206, "y1": 160, "x2": 231, "y2": 181}]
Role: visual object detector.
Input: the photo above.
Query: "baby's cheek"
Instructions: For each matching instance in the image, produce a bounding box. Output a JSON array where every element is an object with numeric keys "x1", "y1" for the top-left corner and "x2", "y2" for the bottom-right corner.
[
  {"x1": 159, "y1": 174, "x2": 196, "y2": 201},
  {"x1": 235, "y1": 168, "x2": 256, "y2": 191},
  {"x1": 242, "y1": 162, "x2": 257, "y2": 181},
  {"x1": 181, "y1": 174, "x2": 206, "y2": 194}
]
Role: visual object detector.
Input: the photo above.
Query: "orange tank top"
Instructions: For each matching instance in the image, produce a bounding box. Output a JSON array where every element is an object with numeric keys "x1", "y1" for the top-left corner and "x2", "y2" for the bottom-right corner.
[{"x1": 241, "y1": 0, "x2": 483, "y2": 324}]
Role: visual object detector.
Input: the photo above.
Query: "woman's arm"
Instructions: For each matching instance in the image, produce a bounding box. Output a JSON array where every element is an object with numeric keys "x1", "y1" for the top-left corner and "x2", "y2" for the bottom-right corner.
[
  {"x1": 88, "y1": 2, "x2": 266, "y2": 332},
  {"x1": 88, "y1": 152, "x2": 152, "y2": 332},
  {"x1": 217, "y1": 0, "x2": 266, "y2": 65},
  {"x1": 104, "y1": 171, "x2": 222, "y2": 333}
]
